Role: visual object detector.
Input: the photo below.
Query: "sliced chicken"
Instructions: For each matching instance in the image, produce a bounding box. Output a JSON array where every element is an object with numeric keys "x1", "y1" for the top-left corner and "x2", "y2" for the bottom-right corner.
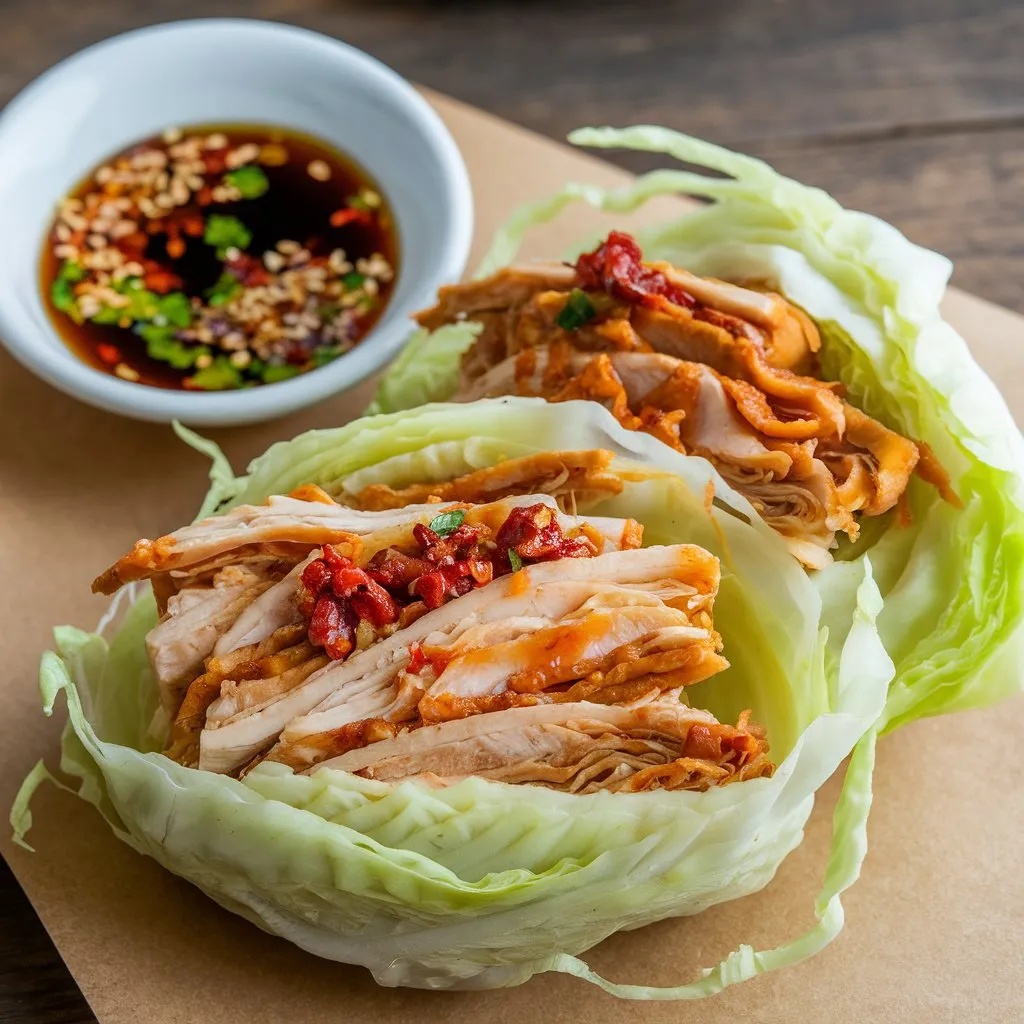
[
  {"x1": 414, "y1": 262, "x2": 576, "y2": 331},
  {"x1": 417, "y1": 232, "x2": 953, "y2": 568},
  {"x1": 145, "y1": 565, "x2": 272, "y2": 714},
  {"x1": 205, "y1": 545, "x2": 719, "y2": 774},
  {"x1": 309, "y1": 697, "x2": 772, "y2": 794},
  {"x1": 93, "y1": 494, "x2": 468, "y2": 595}
]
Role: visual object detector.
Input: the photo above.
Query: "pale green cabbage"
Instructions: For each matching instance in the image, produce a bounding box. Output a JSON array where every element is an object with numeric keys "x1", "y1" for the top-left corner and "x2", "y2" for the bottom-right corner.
[
  {"x1": 16, "y1": 401, "x2": 893, "y2": 996},
  {"x1": 373, "y1": 125, "x2": 1024, "y2": 734}
]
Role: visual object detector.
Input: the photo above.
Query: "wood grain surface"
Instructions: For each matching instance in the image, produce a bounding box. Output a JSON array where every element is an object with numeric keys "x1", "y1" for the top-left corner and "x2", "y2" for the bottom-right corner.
[{"x1": 2, "y1": 2, "x2": 1023, "y2": 1021}]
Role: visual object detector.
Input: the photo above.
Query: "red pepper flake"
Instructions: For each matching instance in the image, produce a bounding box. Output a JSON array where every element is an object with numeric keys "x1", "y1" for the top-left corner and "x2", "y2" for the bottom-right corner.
[
  {"x1": 495, "y1": 503, "x2": 594, "y2": 564},
  {"x1": 329, "y1": 207, "x2": 372, "y2": 229},
  {"x1": 308, "y1": 594, "x2": 354, "y2": 660},
  {"x1": 96, "y1": 343, "x2": 121, "y2": 366},
  {"x1": 301, "y1": 507, "x2": 597, "y2": 658},
  {"x1": 574, "y1": 231, "x2": 696, "y2": 309},
  {"x1": 143, "y1": 268, "x2": 184, "y2": 294}
]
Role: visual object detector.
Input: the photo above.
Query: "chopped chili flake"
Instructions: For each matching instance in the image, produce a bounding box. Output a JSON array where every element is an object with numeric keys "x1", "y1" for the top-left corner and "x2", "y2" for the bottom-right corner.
[
  {"x1": 300, "y1": 503, "x2": 599, "y2": 661},
  {"x1": 96, "y1": 343, "x2": 121, "y2": 365},
  {"x1": 574, "y1": 230, "x2": 696, "y2": 309}
]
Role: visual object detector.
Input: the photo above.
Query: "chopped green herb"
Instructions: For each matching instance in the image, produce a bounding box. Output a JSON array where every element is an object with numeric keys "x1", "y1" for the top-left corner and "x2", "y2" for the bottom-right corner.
[
  {"x1": 508, "y1": 550, "x2": 524, "y2": 573},
  {"x1": 428, "y1": 509, "x2": 466, "y2": 537},
  {"x1": 317, "y1": 301, "x2": 341, "y2": 321},
  {"x1": 203, "y1": 214, "x2": 251, "y2": 259},
  {"x1": 158, "y1": 292, "x2": 193, "y2": 328},
  {"x1": 224, "y1": 165, "x2": 269, "y2": 199},
  {"x1": 341, "y1": 272, "x2": 365, "y2": 290},
  {"x1": 51, "y1": 261, "x2": 86, "y2": 320},
  {"x1": 137, "y1": 324, "x2": 208, "y2": 370},
  {"x1": 312, "y1": 346, "x2": 343, "y2": 368},
  {"x1": 247, "y1": 357, "x2": 266, "y2": 377},
  {"x1": 188, "y1": 356, "x2": 244, "y2": 391},
  {"x1": 109, "y1": 277, "x2": 160, "y2": 322},
  {"x1": 555, "y1": 288, "x2": 598, "y2": 331},
  {"x1": 346, "y1": 194, "x2": 371, "y2": 213},
  {"x1": 205, "y1": 272, "x2": 242, "y2": 307},
  {"x1": 262, "y1": 364, "x2": 300, "y2": 384},
  {"x1": 90, "y1": 305, "x2": 130, "y2": 326}
]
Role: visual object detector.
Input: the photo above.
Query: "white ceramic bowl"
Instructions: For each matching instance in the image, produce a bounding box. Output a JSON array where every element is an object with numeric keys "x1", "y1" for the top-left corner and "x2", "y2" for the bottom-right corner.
[{"x1": 0, "y1": 19, "x2": 473, "y2": 425}]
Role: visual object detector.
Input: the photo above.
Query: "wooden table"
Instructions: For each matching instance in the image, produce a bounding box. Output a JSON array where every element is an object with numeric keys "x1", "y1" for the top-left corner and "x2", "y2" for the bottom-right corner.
[{"x1": 2, "y1": 2, "x2": 1022, "y2": 1020}]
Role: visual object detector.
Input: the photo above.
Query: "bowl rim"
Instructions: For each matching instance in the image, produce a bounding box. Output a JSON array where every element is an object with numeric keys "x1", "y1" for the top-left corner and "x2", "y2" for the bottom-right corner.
[{"x1": 0, "y1": 18, "x2": 474, "y2": 426}]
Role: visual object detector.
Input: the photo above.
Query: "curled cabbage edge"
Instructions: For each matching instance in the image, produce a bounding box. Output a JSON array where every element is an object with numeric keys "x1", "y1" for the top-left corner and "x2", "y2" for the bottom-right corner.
[{"x1": 15, "y1": 401, "x2": 893, "y2": 996}]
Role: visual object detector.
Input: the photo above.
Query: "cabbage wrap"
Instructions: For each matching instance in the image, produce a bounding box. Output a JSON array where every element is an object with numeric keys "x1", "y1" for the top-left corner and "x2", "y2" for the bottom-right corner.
[
  {"x1": 16, "y1": 401, "x2": 892, "y2": 997},
  {"x1": 372, "y1": 126, "x2": 1024, "y2": 733}
]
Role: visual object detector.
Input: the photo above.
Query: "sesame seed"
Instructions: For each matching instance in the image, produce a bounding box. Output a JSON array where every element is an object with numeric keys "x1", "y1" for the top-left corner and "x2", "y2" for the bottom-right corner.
[
  {"x1": 87, "y1": 233, "x2": 108, "y2": 250},
  {"x1": 54, "y1": 224, "x2": 72, "y2": 242},
  {"x1": 205, "y1": 133, "x2": 229, "y2": 150},
  {"x1": 229, "y1": 350, "x2": 252, "y2": 368},
  {"x1": 114, "y1": 363, "x2": 140, "y2": 382},
  {"x1": 162, "y1": 126, "x2": 183, "y2": 144},
  {"x1": 195, "y1": 353, "x2": 213, "y2": 369},
  {"x1": 95, "y1": 166, "x2": 113, "y2": 185},
  {"x1": 263, "y1": 251, "x2": 286, "y2": 273},
  {"x1": 61, "y1": 211, "x2": 88, "y2": 231},
  {"x1": 276, "y1": 239, "x2": 300, "y2": 255},
  {"x1": 307, "y1": 160, "x2": 331, "y2": 182},
  {"x1": 54, "y1": 244, "x2": 79, "y2": 260},
  {"x1": 153, "y1": 193, "x2": 175, "y2": 210},
  {"x1": 110, "y1": 219, "x2": 138, "y2": 239},
  {"x1": 226, "y1": 143, "x2": 261, "y2": 169},
  {"x1": 360, "y1": 189, "x2": 382, "y2": 209},
  {"x1": 363, "y1": 278, "x2": 379, "y2": 297},
  {"x1": 170, "y1": 178, "x2": 190, "y2": 205}
]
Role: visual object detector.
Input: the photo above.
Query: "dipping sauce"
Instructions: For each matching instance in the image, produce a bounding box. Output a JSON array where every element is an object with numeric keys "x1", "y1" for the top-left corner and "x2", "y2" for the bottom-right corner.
[{"x1": 41, "y1": 125, "x2": 398, "y2": 390}]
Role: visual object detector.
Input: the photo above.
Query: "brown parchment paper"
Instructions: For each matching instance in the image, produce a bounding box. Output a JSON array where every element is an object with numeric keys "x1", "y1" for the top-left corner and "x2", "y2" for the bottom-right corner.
[{"x1": 1, "y1": 91, "x2": 1022, "y2": 1024}]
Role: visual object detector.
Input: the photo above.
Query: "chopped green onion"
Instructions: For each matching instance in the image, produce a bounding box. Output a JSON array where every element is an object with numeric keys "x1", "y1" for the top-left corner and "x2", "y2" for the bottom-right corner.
[
  {"x1": 346, "y1": 194, "x2": 372, "y2": 213},
  {"x1": 188, "y1": 356, "x2": 244, "y2": 391},
  {"x1": 508, "y1": 550, "x2": 524, "y2": 573},
  {"x1": 555, "y1": 288, "x2": 598, "y2": 331},
  {"x1": 51, "y1": 261, "x2": 86, "y2": 320},
  {"x1": 428, "y1": 509, "x2": 466, "y2": 537},
  {"x1": 203, "y1": 214, "x2": 251, "y2": 259},
  {"x1": 137, "y1": 324, "x2": 208, "y2": 370},
  {"x1": 312, "y1": 346, "x2": 343, "y2": 368},
  {"x1": 342, "y1": 272, "x2": 365, "y2": 290},
  {"x1": 224, "y1": 165, "x2": 269, "y2": 199},
  {"x1": 158, "y1": 292, "x2": 193, "y2": 328},
  {"x1": 262, "y1": 364, "x2": 300, "y2": 385},
  {"x1": 205, "y1": 272, "x2": 242, "y2": 307}
]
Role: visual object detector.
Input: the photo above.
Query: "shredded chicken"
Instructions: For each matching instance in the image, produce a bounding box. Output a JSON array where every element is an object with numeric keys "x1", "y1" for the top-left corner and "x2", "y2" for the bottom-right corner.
[
  {"x1": 310, "y1": 697, "x2": 771, "y2": 793},
  {"x1": 417, "y1": 236, "x2": 956, "y2": 568},
  {"x1": 114, "y1": 463, "x2": 774, "y2": 793}
]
